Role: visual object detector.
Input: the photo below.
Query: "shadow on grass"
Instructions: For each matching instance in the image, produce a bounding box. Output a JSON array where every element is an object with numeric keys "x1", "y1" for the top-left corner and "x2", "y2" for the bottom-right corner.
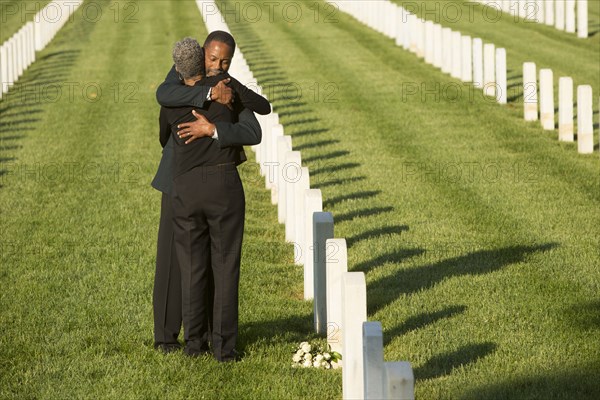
[
  {"x1": 238, "y1": 312, "x2": 314, "y2": 351},
  {"x1": 383, "y1": 305, "x2": 467, "y2": 346},
  {"x1": 368, "y1": 243, "x2": 558, "y2": 314},
  {"x1": 347, "y1": 225, "x2": 409, "y2": 247},
  {"x1": 353, "y1": 248, "x2": 425, "y2": 273},
  {"x1": 460, "y1": 361, "x2": 600, "y2": 400},
  {"x1": 415, "y1": 342, "x2": 497, "y2": 380},
  {"x1": 323, "y1": 189, "x2": 380, "y2": 208}
]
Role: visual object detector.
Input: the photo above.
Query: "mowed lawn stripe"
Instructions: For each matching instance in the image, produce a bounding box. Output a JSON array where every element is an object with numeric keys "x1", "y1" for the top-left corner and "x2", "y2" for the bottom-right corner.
[{"x1": 220, "y1": 1, "x2": 600, "y2": 398}]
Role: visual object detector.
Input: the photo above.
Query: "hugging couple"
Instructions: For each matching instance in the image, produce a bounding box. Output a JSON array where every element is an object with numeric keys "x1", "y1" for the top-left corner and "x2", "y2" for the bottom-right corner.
[{"x1": 151, "y1": 30, "x2": 270, "y2": 362}]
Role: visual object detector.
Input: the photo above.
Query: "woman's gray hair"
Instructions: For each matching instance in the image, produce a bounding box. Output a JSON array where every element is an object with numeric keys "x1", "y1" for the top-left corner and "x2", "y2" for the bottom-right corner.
[{"x1": 172, "y1": 37, "x2": 204, "y2": 79}]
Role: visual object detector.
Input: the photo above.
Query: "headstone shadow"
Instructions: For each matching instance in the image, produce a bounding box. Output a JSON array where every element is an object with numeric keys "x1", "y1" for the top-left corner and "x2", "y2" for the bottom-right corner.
[
  {"x1": 368, "y1": 243, "x2": 559, "y2": 315},
  {"x1": 383, "y1": 305, "x2": 467, "y2": 346},
  {"x1": 414, "y1": 342, "x2": 497, "y2": 380}
]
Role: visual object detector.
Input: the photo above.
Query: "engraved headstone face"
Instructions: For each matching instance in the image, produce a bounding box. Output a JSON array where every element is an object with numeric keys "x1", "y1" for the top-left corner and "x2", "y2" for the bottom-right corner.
[
  {"x1": 539, "y1": 69, "x2": 555, "y2": 130},
  {"x1": 342, "y1": 272, "x2": 367, "y2": 400},
  {"x1": 326, "y1": 238, "x2": 347, "y2": 355},
  {"x1": 577, "y1": 85, "x2": 594, "y2": 154},
  {"x1": 523, "y1": 62, "x2": 539, "y2": 121},
  {"x1": 558, "y1": 77, "x2": 574, "y2": 142}
]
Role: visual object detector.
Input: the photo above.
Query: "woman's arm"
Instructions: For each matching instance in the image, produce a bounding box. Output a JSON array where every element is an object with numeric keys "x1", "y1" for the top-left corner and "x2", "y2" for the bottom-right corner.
[
  {"x1": 158, "y1": 107, "x2": 171, "y2": 148},
  {"x1": 155, "y1": 64, "x2": 211, "y2": 108}
]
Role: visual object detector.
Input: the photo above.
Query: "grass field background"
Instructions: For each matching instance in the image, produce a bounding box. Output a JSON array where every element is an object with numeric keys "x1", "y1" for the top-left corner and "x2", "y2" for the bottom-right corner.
[{"x1": 1, "y1": 0, "x2": 599, "y2": 399}]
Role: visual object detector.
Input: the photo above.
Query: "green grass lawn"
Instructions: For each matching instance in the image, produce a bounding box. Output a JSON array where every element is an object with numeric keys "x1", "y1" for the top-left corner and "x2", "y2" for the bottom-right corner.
[{"x1": 1, "y1": 0, "x2": 599, "y2": 399}]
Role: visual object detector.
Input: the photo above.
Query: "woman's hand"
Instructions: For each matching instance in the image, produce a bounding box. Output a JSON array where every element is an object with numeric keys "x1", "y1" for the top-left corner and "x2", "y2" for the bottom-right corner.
[{"x1": 177, "y1": 110, "x2": 216, "y2": 144}]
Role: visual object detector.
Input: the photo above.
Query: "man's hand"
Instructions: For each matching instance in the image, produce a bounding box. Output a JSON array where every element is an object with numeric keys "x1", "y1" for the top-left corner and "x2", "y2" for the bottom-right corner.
[
  {"x1": 211, "y1": 78, "x2": 234, "y2": 110},
  {"x1": 177, "y1": 110, "x2": 216, "y2": 144}
]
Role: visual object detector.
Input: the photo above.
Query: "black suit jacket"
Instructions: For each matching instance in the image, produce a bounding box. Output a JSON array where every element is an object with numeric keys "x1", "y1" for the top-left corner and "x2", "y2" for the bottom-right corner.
[{"x1": 151, "y1": 66, "x2": 270, "y2": 195}]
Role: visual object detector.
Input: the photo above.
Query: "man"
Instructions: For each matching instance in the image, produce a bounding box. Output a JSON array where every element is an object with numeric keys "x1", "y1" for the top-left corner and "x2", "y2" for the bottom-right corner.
[{"x1": 152, "y1": 32, "x2": 270, "y2": 361}]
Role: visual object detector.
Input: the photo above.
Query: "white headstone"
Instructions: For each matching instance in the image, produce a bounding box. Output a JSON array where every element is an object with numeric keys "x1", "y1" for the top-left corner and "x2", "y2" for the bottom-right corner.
[
  {"x1": 442, "y1": 28, "x2": 453, "y2": 74},
  {"x1": 558, "y1": 77, "x2": 574, "y2": 141},
  {"x1": 342, "y1": 272, "x2": 367, "y2": 400},
  {"x1": 313, "y1": 212, "x2": 334, "y2": 334},
  {"x1": 577, "y1": 85, "x2": 594, "y2": 154},
  {"x1": 539, "y1": 69, "x2": 555, "y2": 130},
  {"x1": 363, "y1": 322, "x2": 384, "y2": 400},
  {"x1": 483, "y1": 43, "x2": 496, "y2": 97},
  {"x1": 565, "y1": 0, "x2": 576, "y2": 33},
  {"x1": 555, "y1": 0, "x2": 566, "y2": 30},
  {"x1": 461, "y1": 36, "x2": 472, "y2": 83},
  {"x1": 451, "y1": 31, "x2": 462, "y2": 79},
  {"x1": 577, "y1": 0, "x2": 588, "y2": 38},
  {"x1": 304, "y1": 189, "x2": 322, "y2": 299},
  {"x1": 416, "y1": 18, "x2": 425, "y2": 58},
  {"x1": 295, "y1": 167, "x2": 310, "y2": 265},
  {"x1": 395, "y1": 6, "x2": 404, "y2": 47},
  {"x1": 268, "y1": 124, "x2": 284, "y2": 201},
  {"x1": 284, "y1": 151, "x2": 302, "y2": 242},
  {"x1": 545, "y1": 0, "x2": 555, "y2": 25},
  {"x1": 326, "y1": 238, "x2": 348, "y2": 355},
  {"x1": 383, "y1": 362, "x2": 415, "y2": 400},
  {"x1": 496, "y1": 48, "x2": 507, "y2": 104},
  {"x1": 523, "y1": 62, "x2": 538, "y2": 121},
  {"x1": 0, "y1": 44, "x2": 7, "y2": 96},
  {"x1": 433, "y1": 24, "x2": 443, "y2": 69},
  {"x1": 277, "y1": 136, "x2": 292, "y2": 223},
  {"x1": 535, "y1": 0, "x2": 545, "y2": 22},
  {"x1": 424, "y1": 21, "x2": 434, "y2": 65},
  {"x1": 472, "y1": 38, "x2": 483, "y2": 89}
]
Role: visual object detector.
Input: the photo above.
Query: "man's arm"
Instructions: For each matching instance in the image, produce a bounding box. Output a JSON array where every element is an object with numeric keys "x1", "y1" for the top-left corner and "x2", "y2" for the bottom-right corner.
[{"x1": 155, "y1": 64, "x2": 210, "y2": 108}]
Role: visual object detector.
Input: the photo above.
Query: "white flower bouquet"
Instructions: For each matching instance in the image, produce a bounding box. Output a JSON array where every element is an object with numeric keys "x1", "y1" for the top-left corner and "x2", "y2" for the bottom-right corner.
[{"x1": 291, "y1": 341, "x2": 342, "y2": 369}]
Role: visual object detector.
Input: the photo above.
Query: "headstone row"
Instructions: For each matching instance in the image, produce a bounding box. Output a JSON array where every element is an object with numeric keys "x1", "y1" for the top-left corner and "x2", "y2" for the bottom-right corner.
[
  {"x1": 476, "y1": 0, "x2": 589, "y2": 38},
  {"x1": 522, "y1": 62, "x2": 597, "y2": 155},
  {"x1": 330, "y1": 1, "x2": 508, "y2": 105},
  {"x1": 200, "y1": 2, "x2": 417, "y2": 398},
  {"x1": 0, "y1": 0, "x2": 84, "y2": 99}
]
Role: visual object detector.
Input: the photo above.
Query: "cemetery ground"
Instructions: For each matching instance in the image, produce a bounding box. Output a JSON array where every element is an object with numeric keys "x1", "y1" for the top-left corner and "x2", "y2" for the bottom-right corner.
[{"x1": 1, "y1": 0, "x2": 599, "y2": 399}]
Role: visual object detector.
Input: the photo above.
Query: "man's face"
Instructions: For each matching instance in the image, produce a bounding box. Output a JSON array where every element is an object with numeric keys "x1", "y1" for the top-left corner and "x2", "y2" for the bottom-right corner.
[{"x1": 204, "y1": 40, "x2": 233, "y2": 77}]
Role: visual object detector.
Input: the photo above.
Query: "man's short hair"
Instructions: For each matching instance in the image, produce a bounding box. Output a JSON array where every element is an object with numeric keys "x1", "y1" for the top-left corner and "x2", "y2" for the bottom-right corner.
[
  {"x1": 172, "y1": 37, "x2": 205, "y2": 79},
  {"x1": 203, "y1": 30, "x2": 236, "y2": 53}
]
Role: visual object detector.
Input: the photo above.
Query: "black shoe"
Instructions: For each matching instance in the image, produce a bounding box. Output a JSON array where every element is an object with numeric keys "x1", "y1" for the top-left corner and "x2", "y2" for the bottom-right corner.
[
  {"x1": 155, "y1": 343, "x2": 182, "y2": 354},
  {"x1": 215, "y1": 349, "x2": 242, "y2": 363},
  {"x1": 184, "y1": 342, "x2": 211, "y2": 358}
]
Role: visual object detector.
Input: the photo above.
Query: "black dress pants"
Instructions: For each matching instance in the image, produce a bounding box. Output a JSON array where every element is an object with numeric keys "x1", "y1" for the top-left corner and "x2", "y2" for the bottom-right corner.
[
  {"x1": 172, "y1": 163, "x2": 245, "y2": 362},
  {"x1": 153, "y1": 193, "x2": 214, "y2": 347},
  {"x1": 153, "y1": 192, "x2": 183, "y2": 346}
]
